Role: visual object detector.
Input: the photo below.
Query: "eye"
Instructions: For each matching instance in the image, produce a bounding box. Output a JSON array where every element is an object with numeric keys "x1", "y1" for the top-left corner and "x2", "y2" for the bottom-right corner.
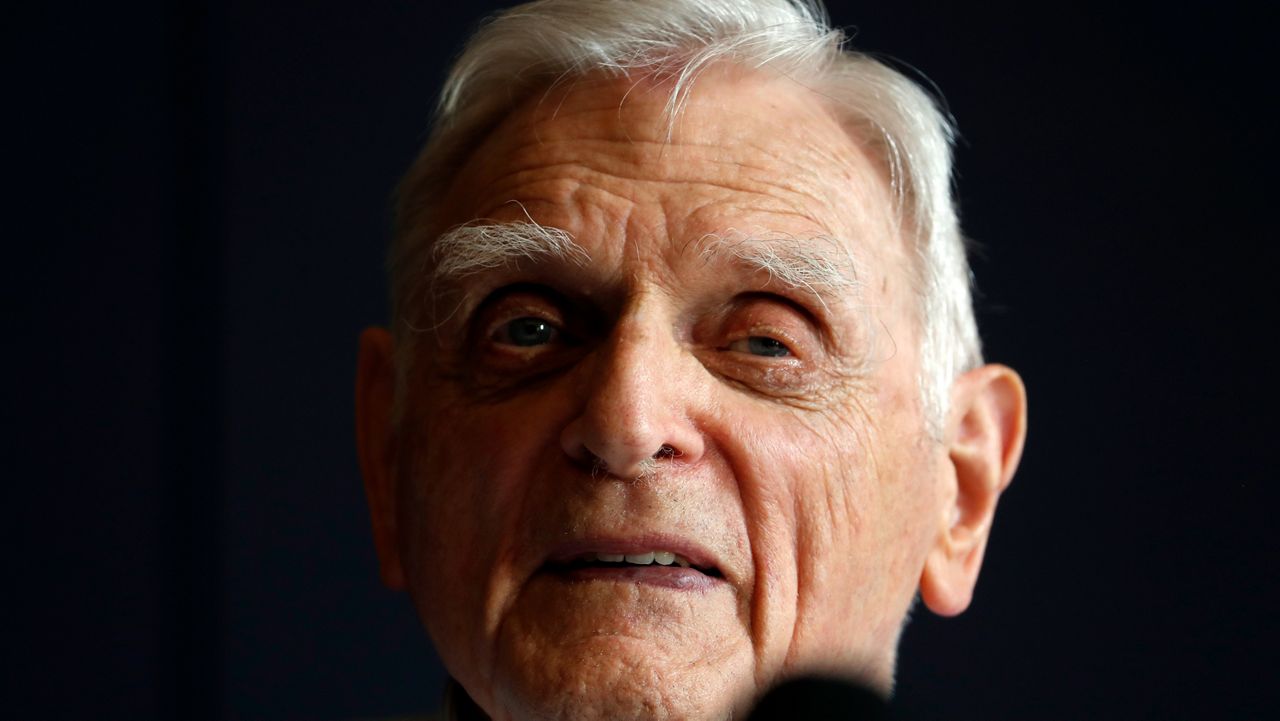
[
  {"x1": 492, "y1": 316, "x2": 560, "y2": 347},
  {"x1": 728, "y1": 335, "x2": 793, "y2": 358}
]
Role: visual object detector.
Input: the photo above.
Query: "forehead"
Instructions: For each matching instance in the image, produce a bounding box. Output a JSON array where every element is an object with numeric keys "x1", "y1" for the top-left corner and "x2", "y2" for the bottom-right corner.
[{"x1": 437, "y1": 67, "x2": 904, "y2": 283}]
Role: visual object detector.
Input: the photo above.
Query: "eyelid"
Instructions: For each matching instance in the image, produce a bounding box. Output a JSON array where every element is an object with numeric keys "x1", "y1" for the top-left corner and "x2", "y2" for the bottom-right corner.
[
  {"x1": 465, "y1": 286, "x2": 566, "y2": 352},
  {"x1": 722, "y1": 292, "x2": 814, "y2": 343},
  {"x1": 737, "y1": 290, "x2": 849, "y2": 357},
  {"x1": 734, "y1": 290, "x2": 824, "y2": 326},
  {"x1": 725, "y1": 326, "x2": 802, "y2": 358},
  {"x1": 474, "y1": 285, "x2": 566, "y2": 325},
  {"x1": 482, "y1": 302, "x2": 564, "y2": 335}
]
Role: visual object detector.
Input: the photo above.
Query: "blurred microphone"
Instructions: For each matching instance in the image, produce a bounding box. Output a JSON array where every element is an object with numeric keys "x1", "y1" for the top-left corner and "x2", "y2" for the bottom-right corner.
[{"x1": 747, "y1": 676, "x2": 895, "y2": 720}]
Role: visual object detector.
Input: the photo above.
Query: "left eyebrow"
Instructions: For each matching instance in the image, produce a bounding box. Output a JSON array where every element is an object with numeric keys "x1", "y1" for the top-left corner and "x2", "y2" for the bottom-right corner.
[{"x1": 692, "y1": 230, "x2": 863, "y2": 309}]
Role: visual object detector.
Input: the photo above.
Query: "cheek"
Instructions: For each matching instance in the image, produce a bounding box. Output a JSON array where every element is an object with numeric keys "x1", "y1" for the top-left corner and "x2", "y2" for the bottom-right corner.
[
  {"x1": 790, "y1": 405, "x2": 936, "y2": 657},
  {"x1": 718, "y1": 391, "x2": 937, "y2": 670},
  {"x1": 715, "y1": 403, "x2": 879, "y2": 672},
  {"x1": 395, "y1": 384, "x2": 575, "y2": 675}
]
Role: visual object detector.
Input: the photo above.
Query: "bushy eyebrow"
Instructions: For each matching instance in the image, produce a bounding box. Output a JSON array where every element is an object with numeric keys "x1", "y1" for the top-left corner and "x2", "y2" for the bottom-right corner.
[
  {"x1": 427, "y1": 221, "x2": 861, "y2": 311},
  {"x1": 693, "y1": 229, "x2": 863, "y2": 310},
  {"x1": 429, "y1": 219, "x2": 592, "y2": 291}
]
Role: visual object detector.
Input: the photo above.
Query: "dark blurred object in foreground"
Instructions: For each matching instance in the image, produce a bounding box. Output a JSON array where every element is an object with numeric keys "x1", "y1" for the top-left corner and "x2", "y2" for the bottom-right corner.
[{"x1": 748, "y1": 676, "x2": 894, "y2": 720}]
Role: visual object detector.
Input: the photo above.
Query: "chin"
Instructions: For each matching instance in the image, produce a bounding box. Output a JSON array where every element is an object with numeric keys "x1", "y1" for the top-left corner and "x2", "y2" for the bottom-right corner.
[{"x1": 487, "y1": 639, "x2": 751, "y2": 721}]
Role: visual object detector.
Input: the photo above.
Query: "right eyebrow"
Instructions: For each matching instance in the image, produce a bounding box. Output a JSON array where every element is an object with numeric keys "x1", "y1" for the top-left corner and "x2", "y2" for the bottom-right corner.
[{"x1": 428, "y1": 220, "x2": 592, "y2": 291}]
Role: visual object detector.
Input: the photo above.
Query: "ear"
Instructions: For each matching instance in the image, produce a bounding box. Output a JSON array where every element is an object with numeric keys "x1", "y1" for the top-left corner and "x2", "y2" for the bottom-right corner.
[
  {"x1": 920, "y1": 364, "x2": 1027, "y2": 616},
  {"x1": 355, "y1": 327, "x2": 406, "y2": 589}
]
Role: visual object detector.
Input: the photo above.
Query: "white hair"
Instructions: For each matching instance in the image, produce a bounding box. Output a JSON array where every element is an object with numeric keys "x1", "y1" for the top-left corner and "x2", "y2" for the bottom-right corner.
[
  {"x1": 391, "y1": 0, "x2": 983, "y2": 434},
  {"x1": 696, "y1": 229, "x2": 863, "y2": 313},
  {"x1": 431, "y1": 221, "x2": 590, "y2": 286}
]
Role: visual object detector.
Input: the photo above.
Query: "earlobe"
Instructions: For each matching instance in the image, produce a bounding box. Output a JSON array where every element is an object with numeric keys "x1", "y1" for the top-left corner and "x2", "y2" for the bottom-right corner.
[
  {"x1": 920, "y1": 364, "x2": 1027, "y2": 617},
  {"x1": 355, "y1": 326, "x2": 406, "y2": 590}
]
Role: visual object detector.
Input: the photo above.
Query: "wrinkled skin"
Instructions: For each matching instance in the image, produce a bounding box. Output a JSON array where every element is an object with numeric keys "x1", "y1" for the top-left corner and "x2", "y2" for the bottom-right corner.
[{"x1": 357, "y1": 68, "x2": 1026, "y2": 721}]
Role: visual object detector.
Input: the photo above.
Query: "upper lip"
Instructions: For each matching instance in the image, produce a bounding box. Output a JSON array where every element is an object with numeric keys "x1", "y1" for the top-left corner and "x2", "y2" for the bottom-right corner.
[{"x1": 544, "y1": 534, "x2": 723, "y2": 575}]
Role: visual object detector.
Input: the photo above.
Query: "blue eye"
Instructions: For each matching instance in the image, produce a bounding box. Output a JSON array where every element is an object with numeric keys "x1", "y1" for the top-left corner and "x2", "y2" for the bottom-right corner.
[
  {"x1": 496, "y1": 317, "x2": 558, "y2": 347},
  {"x1": 730, "y1": 336, "x2": 792, "y2": 357}
]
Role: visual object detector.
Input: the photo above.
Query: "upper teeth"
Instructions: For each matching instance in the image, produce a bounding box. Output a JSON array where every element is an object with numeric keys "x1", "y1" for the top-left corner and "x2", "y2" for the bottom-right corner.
[{"x1": 592, "y1": 551, "x2": 690, "y2": 567}]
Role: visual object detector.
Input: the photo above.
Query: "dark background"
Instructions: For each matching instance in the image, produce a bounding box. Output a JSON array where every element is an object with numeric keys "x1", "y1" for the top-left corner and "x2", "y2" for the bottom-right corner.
[{"x1": 8, "y1": 1, "x2": 1274, "y2": 719}]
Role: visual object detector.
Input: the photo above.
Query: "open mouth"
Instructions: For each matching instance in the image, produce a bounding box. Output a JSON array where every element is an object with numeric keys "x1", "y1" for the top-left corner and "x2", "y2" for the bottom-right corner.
[
  {"x1": 542, "y1": 547, "x2": 724, "y2": 590},
  {"x1": 552, "y1": 550, "x2": 722, "y2": 576}
]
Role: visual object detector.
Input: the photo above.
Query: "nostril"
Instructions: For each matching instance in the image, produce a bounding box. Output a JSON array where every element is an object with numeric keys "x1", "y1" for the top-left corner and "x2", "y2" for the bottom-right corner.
[{"x1": 574, "y1": 443, "x2": 682, "y2": 480}]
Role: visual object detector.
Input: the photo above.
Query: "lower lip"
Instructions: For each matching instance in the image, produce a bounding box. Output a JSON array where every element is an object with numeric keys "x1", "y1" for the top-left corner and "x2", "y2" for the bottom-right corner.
[{"x1": 547, "y1": 564, "x2": 720, "y2": 591}]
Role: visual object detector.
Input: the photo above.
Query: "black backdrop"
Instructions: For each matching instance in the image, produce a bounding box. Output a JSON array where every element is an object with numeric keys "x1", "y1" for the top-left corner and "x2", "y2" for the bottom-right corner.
[{"x1": 8, "y1": 1, "x2": 1274, "y2": 719}]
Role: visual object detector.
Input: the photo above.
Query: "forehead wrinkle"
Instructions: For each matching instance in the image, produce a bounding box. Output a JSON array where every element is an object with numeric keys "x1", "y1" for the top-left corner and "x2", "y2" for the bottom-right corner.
[
  {"x1": 476, "y1": 169, "x2": 818, "y2": 237},
  {"x1": 475, "y1": 118, "x2": 843, "y2": 195},
  {"x1": 461, "y1": 112, "x2": 857, "y2": 231}
]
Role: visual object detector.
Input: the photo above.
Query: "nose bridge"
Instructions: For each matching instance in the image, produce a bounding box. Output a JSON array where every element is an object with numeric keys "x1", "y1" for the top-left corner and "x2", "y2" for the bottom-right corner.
[
  {"x1": 598, "y1": 307, "x2": 673, "y2": 438},
  {"x1": 561, "y1": 296, "x2": 704, "y2": 477}
]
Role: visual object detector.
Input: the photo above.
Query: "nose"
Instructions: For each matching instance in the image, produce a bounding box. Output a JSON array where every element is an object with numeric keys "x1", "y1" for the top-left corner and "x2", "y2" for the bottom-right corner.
[{"x1": 559, "y1": 312, "x2": 705, "y2": 479}]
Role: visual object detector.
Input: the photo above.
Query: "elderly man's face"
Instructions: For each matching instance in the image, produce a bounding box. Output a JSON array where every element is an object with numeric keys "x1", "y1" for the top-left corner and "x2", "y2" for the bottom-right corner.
[{"x1": 358, "y1": 69, "x2": 1007, "y2": 721}]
